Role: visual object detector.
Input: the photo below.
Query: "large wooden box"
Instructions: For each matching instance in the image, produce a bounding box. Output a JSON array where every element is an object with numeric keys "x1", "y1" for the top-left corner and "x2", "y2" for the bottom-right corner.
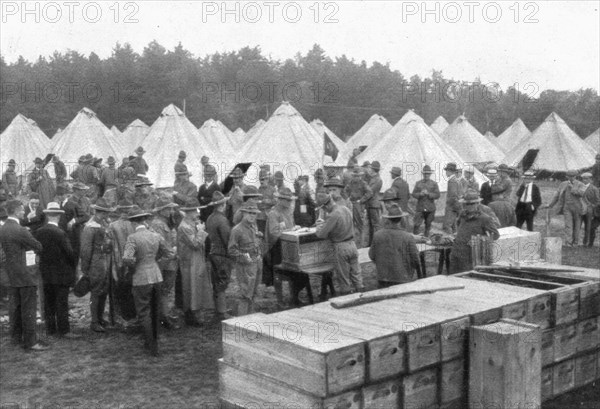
[
  {"x1": 469, "y1": 319, "x2": 541, "y2": 409},
  {"x1": 280, "y1": 229, "x2": 333, "y2": 269},
  {"x1": 219, "y1": 359, "x2": 362, "y2": 409},
  {"x1": 489, "y1": 226, "x2": 541, "y2": 263},
  {"x1": 222, "y1": 313, "x2": 366, "y2": 397}
]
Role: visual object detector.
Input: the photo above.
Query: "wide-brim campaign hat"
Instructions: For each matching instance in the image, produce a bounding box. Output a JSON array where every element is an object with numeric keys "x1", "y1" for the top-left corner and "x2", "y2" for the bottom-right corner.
[
  {"x1": 459, "y1": 190, "x2": 482, "y2": 204},
  {"x1": 135, "y1": 146, "x2": 146, "y2": 155},
  {"x1": 209, "y1": 191, "x2": 229, "y2": 206},
  {"x1": 83, "y1": 154, "x2": 94, "y2": 164},
  {"x1": 134, "y1": 176, "x2": 153, "y2": 187},
  {"x1": 128, "y1": 205, "x2": 153, "y2": 220},
  {"x1": 422, "y1": 165, "x2": 434, "y2": 174},
  {"x1": 370, "y1": 161, "x2": 381, "y2": 172},
  {"x1": 273, "y1": 171, "x2": 285, "y2": 180},
  {"x1": 7, "y1": 159, "x2": 16, "y2": 166},
  {"x1": 153, "y1": 197, "x2": 178, "y2": 212},
  {"x1": 381, "y1": 188, "x2": 399, "y2": 202},
  {"x1": 116, "y1": 198, "x2": 135, "y2": 211},
  {"x1": 72, "y1": 182, "x2": 90, "y2": 191},
  {"x1": 33, "y1": 157, "x2": 43, "y2": 164},
  {"x1": 204, "y1": 165, "x2": 217, "y2": 176},
  {"x1": 444, "y1": 163, "x2": 457, "y2": 172},
  {"x1": 178, "y1": 150, "x2": 187, "y2": 158},
  {"x1": 315, "y1": 192, "x2": 332, "y2": 209},
  {"x1": 43, "y1": 202, "x2": 65, "y2": 214},
  {"x1": 181, "y1": 198, "x2": 205, "y2": 212},
  {"x1": 107, "y1": 156, "x2": 116, "y2": 165},
  {"x1": 242, "y1": 185, "x2": 263, "y2": 199},
  {"x1": 274, "y1": 187, "x2": 297, "y2": 200},
  {"x1": 324, "y1": 178, "x2": 344, "y2": 188},
  {"x1": 383, "y1": 204, "x2": 409, "y2": 219},
  {"x1": 240, "y1": 200, "x2": 261, "y2": 213},
  {"x1": 92, "y1": 198, "x2": 116, "y2": 213}
]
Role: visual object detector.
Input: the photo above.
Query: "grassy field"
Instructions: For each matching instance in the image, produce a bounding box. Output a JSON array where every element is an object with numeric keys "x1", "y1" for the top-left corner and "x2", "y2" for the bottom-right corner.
[{"x1": 1, "y1": 181, "x2": 599, "y2": 409}]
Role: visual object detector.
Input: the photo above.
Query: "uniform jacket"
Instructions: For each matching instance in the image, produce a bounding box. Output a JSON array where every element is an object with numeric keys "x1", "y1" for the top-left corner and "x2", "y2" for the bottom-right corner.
[
  {"x1": 2, "y1": 170, "x2": 19, "y2": 197},
  {"x1": 108, "y1": 217, "x2": 135, "y2": 273},
  {"x1": 81, "y1": 164, "x2": 100, "y2": 186},
  {"x1": 316, "y1": 204, "x2": 354, "y2": 243},
  {"x1": 53, "y1": 160, "x2": 67, "y2": 184},
  {"x1": 488, "y1": 199, "x2": 517, "y2": 228},
  {"x1": 369, "y1": 224, "x2": 420, "y2": 283},
  {"x1": 134, "y1": 191, "x2": 159, "y2": 211},
  {"x1": 491, "y1": 176, "x2": 513, "y2": 200},
  {"x1": 80, "y1": 218, "x2": 112, "y2": 278},
  {"x1": 228, "y1": 219, "x2": 262, "y2": 264},
  {"x1": 367, "y1": 174, "x2": 383, "y2": 209},
  {"x1": 173, "y1": 180, "x2": 198, "y2": 206},
  {"x1": 412, "y1": 179, "x2": 440, "y2": 212},
  {"x1": 33, "y1": 223, "x2": 77, "y2": 286},
  {"x1": 150, "y1": 216, "x2": 179, "y2": 271},
  {"x1": 582, "y1": 184, "x2": 600, "y2": 216},
  {"x1": 548, "y1": 180, "x2": 587, "y2": 215},
  {"x1": 99, "y1": 167, "x2": 119, "y2": 189},
  {"x1": 130, "y1": 157, "x2": 149, "y2": 175},
  {"x1": 446, "y1": 176, "x2": 461, "y2": 212},
  {"x1": 63, "y1": 194, "x2": 91, "y2": 231},
  {"x1": 123, "y1": 226, "x2": 172, "y2": 286},
  {"x1": 198, "y1": 181, "x2": 221, "y2": 222},
  {"x1": 174, "y1": 159, "x2": 188, "y2": 174},
  {"x1": 391, "y1": 177, "x2": 411, "y2": 211},
  {"x1": 177, "y1": 218, "x2": 209, "y2": 269},
  {"x1": 0, "y1": 218, "x2": 43, "y2": 287},
  {"x1": 344, "y1": 179, "x2": 373, "y2": 204},
  {"x1": 266, "y1": 205, "x2": 295, "y2": 249},
  {"x1": 206, "y1": 209, "x2": 231, "y2": 256}
]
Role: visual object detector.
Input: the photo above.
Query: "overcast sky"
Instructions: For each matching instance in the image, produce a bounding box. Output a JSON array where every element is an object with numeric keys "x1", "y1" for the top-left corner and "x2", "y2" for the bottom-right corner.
[{"x1": 1, "y1": 1, "x2": 598, "y2": 91}]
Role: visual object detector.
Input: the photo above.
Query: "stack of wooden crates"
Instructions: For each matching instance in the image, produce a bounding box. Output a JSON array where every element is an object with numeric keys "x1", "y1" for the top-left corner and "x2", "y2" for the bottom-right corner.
[{"x1": 220, "y1": 270, "x2": 599, "y2": 408}]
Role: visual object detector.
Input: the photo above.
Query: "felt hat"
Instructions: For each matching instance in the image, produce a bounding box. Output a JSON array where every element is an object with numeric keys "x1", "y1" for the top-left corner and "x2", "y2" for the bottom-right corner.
[
  {"x1": 135, "y1": 146, "x2": 146, "y2": 155},
  {"x1": 43, "y1": 202, "x2": 65, "y2": 214},
  {"x1": 33, "y1": 157, "x2": 43, "y2": 164},
  {"x1": 444, "y1": 163, "x2": 457, "y2": 172},
  {"x1": 153, "y1": 197, "x2": 178, "y2": 212},
  {"x1": 7, "y1": 159, "x2": 16, "y2": 166},
  {"x1": 389, "y1": 167, "x2": 402, "y2": 177},
  {"x1": 107, "y1": 156, "x2": 116, "y2": 165},
  {"x1": 370, "y1": 161, "x2": 381, "y2": 172},
  {"x1": 324, "y1": 178, "x2": 344, "y2": 188},
  {"x1": 498, "y1": 164, "x2": 510, "y2": 173},
  {"x1": 116, "y1": 198, "x2": 135, "y2": 211},
  {"x1": 84, "y1": 154, "x2": 94, "y2": 164},
  {"x1": 240, "y1": 200, "x2": 261, "y2": 214},
  {"x1": 178, "y1": 150, "x2": 187, "y2": 159},
  {"x1": 422, "y1": 165, "x2": 434, "y2": 174},
  {"x1": 128, "y1": 205, "x2": 152, "y2": 221},
  {"x1": 459, "y1": 190, "x2": 482, "y2": 204},
  {"x1": 134, "y1": 176, "x2": 153, "y2": 187},
  {"x1": 204, "y1": 165, "x2": 216, "y2": 176},
  {"x1": 273, "y1": 171, "x2": 285, "y2": 180},
  {"x1": 180, "y1": 198, "x2": 203, "y2": 212},
  {"x1": 381, "y1": 188, "x2": 399, "y2": 202},
  {"x1": 209, "y1": 191, "x2": 229, "y2": 206},
  {"x1": 78, "y1": 155, "x2": 86, "y2": 163},
  {"x1": 92, "y1": 198, "x2": 115, "y2": 213},
  {"x1": 382, "y1": 204, "x2": 409, "y2": 219},
  {"x1": 274, "y1": 187, "x2": 297, "y2": 200},
  {"x1": 362, "y1": 161, "x2": 371, "y2": 168},
  {"x1": 315, "y1": 192, "x2": 332, "y2": 209},
  {"x1": 242, "y1": 185, "x2": 263, "y2": 199},
  {"x1": 72, "y1": 182, "x2": 90, "y2": 191}
]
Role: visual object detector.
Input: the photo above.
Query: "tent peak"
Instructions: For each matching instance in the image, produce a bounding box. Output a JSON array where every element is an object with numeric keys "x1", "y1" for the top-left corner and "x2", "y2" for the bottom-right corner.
[{"x1": 161, "y1": 104, "x2": 184, "y2": 117}]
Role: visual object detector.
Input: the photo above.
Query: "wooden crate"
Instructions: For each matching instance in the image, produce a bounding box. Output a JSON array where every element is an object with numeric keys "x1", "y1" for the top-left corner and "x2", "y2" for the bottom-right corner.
[
  {"x1": 550, "y1": 286, "x2": 580, "y2": 326},
  {"x1": 488, "y1": 226, "x2": 541, "y2": 263},
  {"x1": 577, "y1": 317, "x2": 600, "y2": 353},
  {"x1": 578, "y1": 281, "x2": 600, "y2": 319},
  {"x1": 440, "y1": 359, "x2": 465, "y2": 405},
  {"x1": 221, "y1": 313, "x2": 365, "y2": 397},
  {"x1": 541, "y1": 366, "x2": 553, "y2": 402},
  {"x1": 402, "y1": 367, "x2": 438, "y2": 409},
  {"x1": 219, "y1": 359, "x2": 362, "y2": 409},
  {"x1": 541, "y1": 329, "x2": 555, "y2": 367},
  {"x1": 552, "y1": 359, "x2": 575, "y2": 396},
  {"x1": 280, "y1": 229, "x2": 333, "y2": 269},
  {"x1": 574, "y1": 352, "x2": 598, "y2": 388},
  {"x1": 553, "y1": 324, "x2": 577, "y2": 362},
  {"x1": 362, "y1": 378, "x2": 400, "y2": 409},
  {"x1": 440, "y1": 317, "x2": 470, "y2": 362},
  {"x1": 469, "y1": 319, "x2": 541, "y2": 409}
]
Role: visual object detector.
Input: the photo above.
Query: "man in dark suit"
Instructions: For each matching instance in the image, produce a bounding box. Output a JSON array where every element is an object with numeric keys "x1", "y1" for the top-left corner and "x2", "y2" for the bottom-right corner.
[
  {"x1": 0, "y1": 200, "x2": 47, "y2": 351},
  {"x1": 479, "y1": 168, "x2": 497, "y2": 206},
  {"x1": 33, "y1": 202, "x2": 78, "y2": 338},
  {"x1": 21, "y1": 193, "x2": 46, "y2": 232},
  {"x1": 515, "y1": 170, "x2": 542, "y2": 231},
  {"x1": 197, "y1": 165, "x2": 221, "y2": 222}
]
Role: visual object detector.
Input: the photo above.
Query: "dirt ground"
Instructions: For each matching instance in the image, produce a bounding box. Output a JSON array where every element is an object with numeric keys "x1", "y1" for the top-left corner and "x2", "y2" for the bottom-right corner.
[{"x1": 1, "y1": 181, "x2": 599, "y2": 409}]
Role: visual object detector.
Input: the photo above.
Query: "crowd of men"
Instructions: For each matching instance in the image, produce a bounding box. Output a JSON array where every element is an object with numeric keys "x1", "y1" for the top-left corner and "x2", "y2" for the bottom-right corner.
[{"x1": 1, "y1": 148, "x2": 599, "y2": 356}]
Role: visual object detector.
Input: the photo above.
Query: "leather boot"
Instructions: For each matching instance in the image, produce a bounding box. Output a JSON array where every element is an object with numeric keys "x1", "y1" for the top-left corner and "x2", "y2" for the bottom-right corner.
[
  {"x1": 97, "y1": 294, "x2": 108, "y2": 327},
  {"x1": 90, "y1": 295, "x2": 105, "y2": 333}
]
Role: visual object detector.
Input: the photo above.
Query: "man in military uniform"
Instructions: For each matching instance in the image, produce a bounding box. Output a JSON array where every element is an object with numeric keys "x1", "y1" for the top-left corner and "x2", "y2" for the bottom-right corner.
[
  {"x1": 257, "y1": 170, "x2": 276, "y2": 231},
  {"x1": 411, "y1": 165, "x2": 440, "y2": 237},
  {"x1": 70, "y1": 156, "x2": 86, "y2": 183},
  {"x1": 325, "y1": 178, "x2": 351, "y2": 210},
  {"x1": 463, "y1": 165, "x2": 479, "y2": 192},
  {"x1": 344, "y1": 166, "x2": 373, "y2": 248},
  {"x1": 2, "y1": 159, "x2": 20, "y2": 198},
  {"x1": 489, "y1": 188, "x2": 517, "y2": 228},
  {"x1": 449, "y1": 191, "x2": 499, "y2": 274},
  {"x1": 174, "y1": 151, "x2": 188, "y2": 175},
  {"x1": 390, "y1": 166, "x2": 410, "y2": 213},
  {"x1": 492, "y1": 164, "x2": 513, "y2": 201},
  {"x1": 63, "y1": 182, "x2": 92, "y2": 263},
  {"x1": 134, "y1": 177, "x2": 158, "y2": 211},
  {"x1": 173, "y1": 171, "x2": 198, "y2": 207},
  {"x1": 131, "y1": 146, "x2": 149, "y2": 176},
  {"x1": 227, "y1": 168, "x2": 246, "y2": 222},
  {"x1": 80, "y1": 198, "x2": 114, "y2": 332},
  {"x1": 52, "y1": 155, "x2": 67, "y2": 188},
  {"x1": 443, "y1": 163, "x2": 461, "y2": 234},
  {"x1": 480, "y1": 168, "x2": 498, "y2": 206},
  {"x1": 206, "y1": 192, "x2": 232, "y2": 321},
  {"x1": 80, "y1": 154, "x2": 100, "y2": 202},
  {"x1": 365, "y1": 161, "x2": 383, "y2": 246},
  {"x1": 315, "y1": 192, "x2": 363, "y2": 295},
  {"x1": 228, "y1": 201, "x2": 263, "y2": 316},
  {"x1": 99, "y1": 156, "x2": 119, "y2": 206},
  {"x1": 197, "y1": 165, "x2": 220, "y2": 223},
  {"x1": 273, "y1": 171, "x2": 286, "y2": 193},
  {"x1": 314, "y1": 168, "x2": 326, "y2": 193}
]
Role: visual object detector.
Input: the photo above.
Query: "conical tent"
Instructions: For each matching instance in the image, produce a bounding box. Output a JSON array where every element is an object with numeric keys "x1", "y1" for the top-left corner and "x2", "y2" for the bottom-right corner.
[
  {"x1": 53, "y1": 128, "x2": 63, "y2": 138},
  {"x1": 484, "y1": 131, "x2": 500, "y2": 147},
  {"x1": 585, "y1": 128, "x2": 599, "y2": 152},
  {"x1": 311, "y1": 119, "x2": 345, "y2": 153},
  {"x1": 237, "y1": 102, "x2": 331, "y2": 182},
  {"x1": 358, "y1": 113, "x2": 487, "y2": 192},
  {"x1": 496, "y1": 118, "x2": 531, "y2": 153},
  {"x1": 1, "y1": 114, "x2": 51, "y2": 173},
  {"x1": 122, "y1": 119, "x2": 150, "y2": 152},
  {"x1": 144, "y1": 104, "x2": 218, "y2": 188},
  {"x1": 111, "y1": 125, "x2": 122, "y2": 137},
  {"x1": 239, "y1": 119, "x2": 266, "y2": 151},
  {"x1": 232, "y1": 128, "x2": 246, "y2": 146},
  {"x1": 52, "y1": 107, "x2": 125, "y2": 166},
  {"x1": 503, "y1": 112, "x2": 597, "y2": 172},
  {"x1": 441, "y1": 115, "x2": 505, "y2": 164},
  {"x1": 339, "y1": 114, "x2": 392, "y2": 164},
  {"x1": 199, "y1": 119, "x2": 236, "y2": 160},
  {"x1": 430, "y1": 116, "x2": 449, "y2": 134},
  {"x1": 398, "y1": 109, "x2": 424, "y2": 125}
]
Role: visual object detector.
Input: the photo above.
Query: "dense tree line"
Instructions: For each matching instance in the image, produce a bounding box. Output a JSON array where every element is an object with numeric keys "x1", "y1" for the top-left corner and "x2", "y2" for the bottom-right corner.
[{"x1": 1, "y1": 42, "x2": 599, "y2": 140}]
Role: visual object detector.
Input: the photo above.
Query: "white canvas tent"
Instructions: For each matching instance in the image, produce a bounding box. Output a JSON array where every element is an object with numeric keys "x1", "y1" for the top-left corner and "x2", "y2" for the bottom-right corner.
[
  {"x1": 52, "y1": 107, "x2": 124, "y2": 167},
  {"x1": 441, "y1": 115, "x2": 505, "y2": 164},
  {"x1": 111, "y1": 125, "x2": 122, "y2": 138},
  {"x1": 1, "y1": 113, "x2": 51, "y2": 173},
  {"x1": 199, "y1": 119, "x2": 236, "y2": 161},
  {"x1": 236, "y1": 102, "x2": 333, "y2": 182},
  {"x1": 122, "y1": 119, "x2": 150, "y2": 152},
  {"x1": 503, "y1": 112, "x2": 597, "y2": 172},
  {"x1": 398, "y1": 110, "x2": 424, "y2": 125},
  {"x1": 232, "y1": 128, "x2": 246, "y2": 146},
  {"x1": 339, "y1": 114, "x2": 392, "y2": 164},
  {"x1": 585, "y1": 128, "x2": 599, "y2": 152},
  {"x1": 496, "y1": 118, "x2": 531, "y2": 153},
  {"x1": 430, "y1": 116, "x2": 449, "y2": 134},
  {"x1": 358, "y1": 113, "x2": 487, "y2": 192},
  {"x1": 144, "y1": 104, "x2": 218, "y2": 188},
  {"x1": 239, "y1": 119, "x2": 266, "y2": 151}
]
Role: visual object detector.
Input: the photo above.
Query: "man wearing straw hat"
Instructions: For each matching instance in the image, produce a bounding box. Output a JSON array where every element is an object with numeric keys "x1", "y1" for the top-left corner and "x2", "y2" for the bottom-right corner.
[
  {"x1": 150, "y1": 197, "x2": 180, "y2": 329},
  {"x1": 515, "y1": 170, "x2": 542, "y2": 232},
  {"x1": 315, "y1": 192, "x2": 364, "y2": 295},
  {"x1": 449, "y1": 191, "x2": 499, "y2": 275},
  {"x1": 177, "y1": 198, "x2": 214, "y2": 325},
  {"x1": 206, "y1": 191, "x2": 233, "y2": 320},
  {"x1": 443, "y1": 163, "x2": 461, "y2": 234},
  {"x1": 131, "y1": 146, "x2": 149, "y2": 176},
  {"x1": 173, "y1": 170, "x2": 198, "y2": 207},
  {"x1": 33, "y1": 202, "x2": 78, "y2": 338},
  {"x1": 412, "y1": 165, "x2": 441, "y2": 237},
  {"x1": 123, "y1": 206, "x2": 174, "y2": 357},
  {"x1": 228, "y1": 200, "x2": 263, "y2": 316},
  {"x1": 80, "y1": 198, "x2": 115, "y2": 332},
  {"x1": 369, "y1": 204, "x2": 421, "y2": 288}
]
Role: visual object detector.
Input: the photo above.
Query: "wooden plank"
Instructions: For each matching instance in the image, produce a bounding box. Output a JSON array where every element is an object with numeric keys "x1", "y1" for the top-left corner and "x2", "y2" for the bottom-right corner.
[
  {"x1": 576, "y1": 317, "x2": 600, "y2": 353},
  {"x1": 362, "y1": 378, "x2": 400, "y2": 409},
  {"x1": 221, "y1": 313, "x2": 365, "y2": 397},
  {"x1": 574, "y1": 352, "x2": 598, "y2": 388},
  {"x1": 541, "y1": 366, "x2": 553, "y2": 402},
  {"x1": 541, "y1": 329, "x2": 555, "y2": 367},
  {"x1": 218, "y1": 359, "x2": 362, "y2": 409},
  {"x1": 552, "y1": 359, "x2": 575, "y2": 396},
  {"x1": 440, "y1": 359, "x2": 466, "y2": 404},
  {"x1": 402, "y1": 367, "x2": 439, "y2": 409},
  {"x1": 553, "y1": 324, "x2": 577, "y2": 362},
  {"x1": 469, "y1": 319, "x2": 541, "y2": 409}
]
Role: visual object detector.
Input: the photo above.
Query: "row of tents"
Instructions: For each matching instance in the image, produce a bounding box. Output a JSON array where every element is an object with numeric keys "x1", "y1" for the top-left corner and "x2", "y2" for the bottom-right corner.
[{"x1": 1, "y1": 102, "x2": 598, "y2": 190}]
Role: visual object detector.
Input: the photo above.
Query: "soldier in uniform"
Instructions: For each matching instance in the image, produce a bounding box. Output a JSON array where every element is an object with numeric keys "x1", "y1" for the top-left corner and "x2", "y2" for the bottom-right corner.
[
  {"x1": 492, "y1": 164, "x2": 513, "y2": 201},
  {"x1": 325, "y1": 178, "x2": 351, "y2": 210},
  {"x1": 228, "y1": 201, "x2": 263, "y2": 316},
  {"x1": 449, "y1": 191, "x2": 499, "y2": 274},
  {"x1": 197, "y1": 165, "x2": 220, "y2": 222},
  {"x1": 390, "y1": 166, "x2": 410, "y2": 213},
  {"x1": 173, "y1": 171, "x2": 198, "y2": 207},
  {"x1": 315, "y1": 192, "x2": 363, "y2": 295},
  {"x1": 99, "y1": 156, "x2": 119, "y2": 206},
  {"x1": 366, "y1": 161, "x2": 383, "y2": 246},
  {"x1": 150, "y1": 197, "x2": 180, "y2": 329},
  {"x1": 134, "y1": 177, "x2": 158, "y2": 211},
  {"x1": 70, "y1": 156, "x2": 86, "y2": 183},
  {"x1": 273, "y1": 171, "x2": 286, "y2": 193},
  {"x1": 489, "y1": 189, "x2": 517, "y2": 228},
  {"x1": 206, "y1": 192, "x2": 233, "y2": 321},
  {"x1": 480, "y1": 168, "x2": 498, "y2": 206},
  {"x1": 123, "y1": 206, "x2": 174, "y2": 356},
  {"x1": 63, "y1": 182, "x2": 92, "y2": 263},
  {"x1": 344, "y1": 166, "x2": 373, "y2": 248},
  {"x1": 80, "y1": 154, "x2": 100, "y2": 202},
  {"x1": 2, "y1": 159, "x2": 20, "y2": 198},
  {"x1": 227, "y1": 168, "x2": 246, "y2": 222},
  {"x1": 117, "y1": 167, "x2": 137, "y2": 204},
  {"x1": 314, "y1": 168, "x2": 325, "y2": 193},
  {"x1": 411, "y1": 165, "x2": 440, "y2": 237},
  {"x1": 463, "y1": 165, "x2": 479, "y2": 192},
  {"x1": 131, "y1": 146, "x2": 149, "y2": 176},
  {"x1": 80, "y1": 198, "x2": 115, "y2": 332},
  {"x1": 257, "y1": 170, "x2": 276, "y2": 231},
  {"x1": 443, "y1": 163, "x2": 461, "y2": 234},
  {"x1": 52, "y1": 155, "x2": 67, "y2": 188},
  {"x1": 174, "y1": 151, "x2": 188, "y2": 175},
  {"x1": 28, "y1": 157, "x2": 55, "y2": 209}
]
